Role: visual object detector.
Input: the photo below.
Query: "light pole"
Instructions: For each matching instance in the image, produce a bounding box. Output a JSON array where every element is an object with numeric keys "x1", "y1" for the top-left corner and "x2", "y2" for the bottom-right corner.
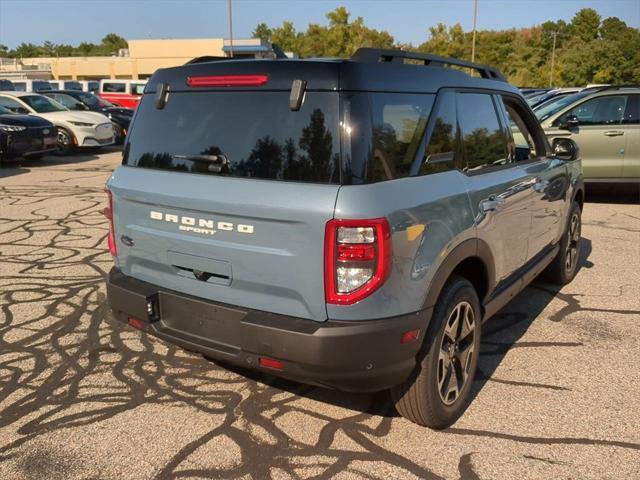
[
  {"x1": 549, "y1": 31, "x2": 557, "y2": 87},
  {"x1": 471, "y1": 0, "x2": 478, "y2": 62},
  {"x1": 228, "y1": 0, "x2": 234, "y2": 57}
]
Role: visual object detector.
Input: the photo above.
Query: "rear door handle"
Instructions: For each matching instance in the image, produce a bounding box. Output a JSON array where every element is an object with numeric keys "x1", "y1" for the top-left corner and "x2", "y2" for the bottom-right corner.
[{"x1": 604, "y1": 131, "x2": 624, "y2": 137}]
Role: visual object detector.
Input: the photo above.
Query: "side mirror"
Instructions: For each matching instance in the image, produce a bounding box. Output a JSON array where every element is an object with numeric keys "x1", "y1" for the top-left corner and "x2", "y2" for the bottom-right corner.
[
  {"x1": 558, "y1": 114, "x2": 579, "y2": 130},
  {"x1": 552, "y1": 138, "x2": 579, "y2": 162}
]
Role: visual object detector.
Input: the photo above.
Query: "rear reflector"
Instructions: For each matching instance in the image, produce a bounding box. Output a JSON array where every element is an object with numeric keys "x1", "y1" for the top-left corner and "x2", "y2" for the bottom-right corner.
[
  {"x1": 259, "y1": 357, "x2": 284, "y2": 371},
  {"x1": 103, "y1": 187, "x2": 117, "y2": 257},
  {"x1": 400, "y1": 329, "x2": 420, "y2": 344},
  {"x1": 186, "y1": 74, "x2": 269, "y2": 87},
  {"x1": 128, "y1": 317, "x2": 144, "y2": 330},
  {"x1": 336, "y1": 243, "x2": 376, "y2": 262}
]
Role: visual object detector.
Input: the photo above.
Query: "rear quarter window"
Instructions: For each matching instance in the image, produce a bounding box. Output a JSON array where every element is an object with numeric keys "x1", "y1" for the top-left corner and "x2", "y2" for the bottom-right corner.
[{"x1": 345, "y1": 93, "x2": 435, "y2": 183}]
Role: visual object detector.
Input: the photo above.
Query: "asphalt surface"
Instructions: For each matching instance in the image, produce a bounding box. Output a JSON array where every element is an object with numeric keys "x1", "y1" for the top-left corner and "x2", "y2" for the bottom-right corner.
[{"x1": 1, "y1": 150, "x2": 639, "y2": 480}]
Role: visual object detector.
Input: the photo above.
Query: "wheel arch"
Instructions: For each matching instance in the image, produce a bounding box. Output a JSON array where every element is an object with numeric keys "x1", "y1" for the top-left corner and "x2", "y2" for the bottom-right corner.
[
  {"x1": 423, "y1": 238, "x2": 496, "y2": 311},
  {"x1": 573, "y1": 186, "x2": 584, "y2": 211}
]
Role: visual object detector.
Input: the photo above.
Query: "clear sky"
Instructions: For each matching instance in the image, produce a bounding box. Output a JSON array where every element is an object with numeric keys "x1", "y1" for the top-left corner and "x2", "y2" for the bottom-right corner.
[{"x1": 0, "y1": 0, "x2": 638, "y2": 49}]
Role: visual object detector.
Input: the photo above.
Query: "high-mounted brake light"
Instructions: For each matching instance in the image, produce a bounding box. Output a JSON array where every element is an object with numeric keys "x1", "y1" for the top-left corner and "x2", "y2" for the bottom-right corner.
[
  {"x1": 325, "y1": 218, "x2": 391, "y2": 305},
  {"x1": 103, "y1": 187, "x2": 117, "y2": 257},
  {"x1": 186, "y1": 74, "x2": 269, "y2": 87}
]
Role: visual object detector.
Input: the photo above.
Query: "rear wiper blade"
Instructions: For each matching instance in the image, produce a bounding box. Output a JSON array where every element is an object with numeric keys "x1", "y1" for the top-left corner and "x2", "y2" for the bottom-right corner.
[{"x1": 171, "y1": 154, "x2": 229, "y2": 173}]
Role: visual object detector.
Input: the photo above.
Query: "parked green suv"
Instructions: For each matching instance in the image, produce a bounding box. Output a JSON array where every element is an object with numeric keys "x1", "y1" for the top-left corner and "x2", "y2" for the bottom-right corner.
[{"x1": 539, "y1": 86, "x2": 639, "y2": 183}]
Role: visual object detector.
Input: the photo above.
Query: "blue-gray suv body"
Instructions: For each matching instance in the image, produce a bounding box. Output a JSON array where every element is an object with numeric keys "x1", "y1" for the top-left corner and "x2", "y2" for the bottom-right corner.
[{"x1": 106, "y1": 48, "x2": 584, "y2": 428}]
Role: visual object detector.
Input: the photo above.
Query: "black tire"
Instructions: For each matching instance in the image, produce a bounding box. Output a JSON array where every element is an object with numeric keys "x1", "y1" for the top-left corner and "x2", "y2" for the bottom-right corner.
[
  {"x1": 543, "y1": 201, "x2": 581, "y2": 285},
  {"x1": 56, "y1": 128, "x2": 74, "y2": 155},
  {"x1": 112, "y1": 123, "x2": 125, "y2": 144},
  {"x1": 391, "y1": 275, "x2": 481, "y2": 429}
]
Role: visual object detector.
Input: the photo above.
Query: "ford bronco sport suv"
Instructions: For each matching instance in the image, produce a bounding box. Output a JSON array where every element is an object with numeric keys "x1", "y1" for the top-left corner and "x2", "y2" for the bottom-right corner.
[{"x1": 106, "y1": 48, "x2": 584, "y2": 428}]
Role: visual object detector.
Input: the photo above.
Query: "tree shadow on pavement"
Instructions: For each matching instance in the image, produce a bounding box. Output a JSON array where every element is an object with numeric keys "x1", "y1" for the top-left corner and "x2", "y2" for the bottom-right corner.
[
  {"x1": 2, "y1": 178, "x2": 639, "y2": 480},
  {"x1": 469, "y1": 237, "x2": 594, "y2": 403}
]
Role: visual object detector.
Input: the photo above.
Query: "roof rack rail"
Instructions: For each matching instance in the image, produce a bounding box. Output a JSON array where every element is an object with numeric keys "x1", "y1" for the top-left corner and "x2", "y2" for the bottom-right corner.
[
  {"x1": 582, "y1": 84, "x2": 639, "y2": 91},
  {"x1": 350, "y1": 48, "x2": 507, "y2": 82}
]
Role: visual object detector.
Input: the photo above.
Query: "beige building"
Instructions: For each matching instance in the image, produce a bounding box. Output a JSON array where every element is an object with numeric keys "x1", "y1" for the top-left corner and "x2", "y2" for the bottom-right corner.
[{"x1": 0, "y1": 37, "x2": 282, "y2": 81}]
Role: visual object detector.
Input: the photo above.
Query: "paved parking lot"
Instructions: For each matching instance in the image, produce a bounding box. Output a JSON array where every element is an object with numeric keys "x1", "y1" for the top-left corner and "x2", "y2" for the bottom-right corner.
[{"x1": 1, "y1": 150, "x2": 639, "y2": 479}]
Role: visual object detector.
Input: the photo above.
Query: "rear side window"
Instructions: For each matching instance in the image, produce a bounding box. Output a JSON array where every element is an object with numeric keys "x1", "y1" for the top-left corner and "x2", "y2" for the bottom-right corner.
[
  {"x1": 345, "y1": 93, "x2": 435, "y2": 183},
  {"x1": 125, "y1": 91, "x2": 340, "y2": 183},
  {"x1": 566, "y1": 95, "x2": 627, "y2": 125},
  {"x1": 103, "y1": 82, "x2": 126, "y2": 93},
  {"x1": 457, "y1": 93, "x2": 508, "y2": 172}
]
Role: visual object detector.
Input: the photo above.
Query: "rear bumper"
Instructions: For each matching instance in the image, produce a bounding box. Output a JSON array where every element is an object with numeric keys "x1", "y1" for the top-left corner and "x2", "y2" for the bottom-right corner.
[{"x1": 106, "y1": 268, "x2": 431, "y2": 392}]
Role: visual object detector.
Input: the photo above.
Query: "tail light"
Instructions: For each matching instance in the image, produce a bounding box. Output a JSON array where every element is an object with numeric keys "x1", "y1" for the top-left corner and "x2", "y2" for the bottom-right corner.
[
  {"x1": 325, "y1": 218, "x2": 391, "y2": 305},
  {"x1": 103, "y1": 187, "x2": 117, "y2": 257}
]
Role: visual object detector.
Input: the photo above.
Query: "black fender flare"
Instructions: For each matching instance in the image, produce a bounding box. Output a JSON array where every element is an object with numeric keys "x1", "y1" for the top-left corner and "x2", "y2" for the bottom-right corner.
[
  {"x1": 422, "y1": 238, "x2": 496, "y2": 309},
  {"x1": 572, "y1": 175, "x2": 585, "y2": 208}
]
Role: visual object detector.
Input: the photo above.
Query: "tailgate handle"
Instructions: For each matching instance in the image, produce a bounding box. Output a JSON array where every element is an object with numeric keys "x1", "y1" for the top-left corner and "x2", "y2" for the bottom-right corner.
[
  {"x1": 174, "y1": 265, "x2": 230, "y2": 284},
  {"x1": 168, "y1": 251, "x2": 232, "y2": 286}
]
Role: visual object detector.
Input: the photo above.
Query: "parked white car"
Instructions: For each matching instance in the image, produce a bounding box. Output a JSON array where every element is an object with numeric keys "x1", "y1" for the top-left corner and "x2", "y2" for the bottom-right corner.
[{"x1": 0, "y1": 91, "x2": 114, "y2": 154}]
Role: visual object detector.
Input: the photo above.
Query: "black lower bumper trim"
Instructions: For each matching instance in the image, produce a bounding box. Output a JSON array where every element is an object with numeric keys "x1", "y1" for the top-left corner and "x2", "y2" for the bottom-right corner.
[{"x1": 106, "y1": 268, "x2": 432, "y2": 392}]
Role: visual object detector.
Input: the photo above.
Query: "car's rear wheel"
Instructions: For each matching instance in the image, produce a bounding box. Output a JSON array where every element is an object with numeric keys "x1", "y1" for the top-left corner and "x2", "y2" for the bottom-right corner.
[
  {"x1": 544, "y1": 201, "x2": 581, "y2": 285},
  {"x1": 391, "y1": 275, "x2": 481, "y2": 429},
  {"x1": 56, "y1": 128, "x2": 74, "y2": 155}
]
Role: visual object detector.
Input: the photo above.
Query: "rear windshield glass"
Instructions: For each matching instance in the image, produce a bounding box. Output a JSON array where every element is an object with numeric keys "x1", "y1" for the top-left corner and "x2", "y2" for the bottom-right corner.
[{"x1": 125, "y1": 92, "x2": 340, "y2": 183}]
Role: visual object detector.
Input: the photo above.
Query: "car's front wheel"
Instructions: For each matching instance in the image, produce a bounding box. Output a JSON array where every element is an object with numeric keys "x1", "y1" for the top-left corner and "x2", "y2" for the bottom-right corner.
[
  {"x1": 391, "y1": 276, "x2": 481, "y2": 429},
  {"x1": 56, "y1": 128, "x2": 74, "y2": 155}
]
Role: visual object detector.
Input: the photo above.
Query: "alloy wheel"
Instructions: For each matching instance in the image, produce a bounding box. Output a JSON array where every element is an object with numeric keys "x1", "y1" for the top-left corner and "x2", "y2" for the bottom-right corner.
[
  {"x1": 58, "y1": 130, "x2": 71, "y2": 148},
  {"x1": 437, "y1": 300, "x2": 476, "y2": 405},
  {"x1": 565, "y1": 212, "x2": 580, "y2": 274}
]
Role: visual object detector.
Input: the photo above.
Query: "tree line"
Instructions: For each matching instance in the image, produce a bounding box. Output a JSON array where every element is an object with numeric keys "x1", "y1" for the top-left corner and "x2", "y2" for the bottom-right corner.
[
  {"x1": 1, "y1": 7, "x2": 637, "y2": 87},
  {"x1": 0, "y1": 33, "x2": 128, "y2": 59},
  {"x1": 252, "y1": 7, "x2": 639, "y2": 87}
]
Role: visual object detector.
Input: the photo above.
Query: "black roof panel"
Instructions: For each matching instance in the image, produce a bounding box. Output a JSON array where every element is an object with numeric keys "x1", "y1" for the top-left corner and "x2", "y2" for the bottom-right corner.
[{"x1": 144, "y1": 51, "x2": 519, "y2": 95}]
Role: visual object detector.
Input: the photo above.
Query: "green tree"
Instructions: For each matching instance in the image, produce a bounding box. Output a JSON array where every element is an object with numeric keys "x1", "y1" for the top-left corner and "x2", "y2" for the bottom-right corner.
[
  {"x1": 252, "y1": 23, "x2": 272, "y2": 42},
  {"x1": 570, "y1": 8, "x2": 601, "y2": 42},
  {"x1": 100, "y1": 33, "x2": 127, "y2": 54},
  {"x1": 77, "y1": 42, "x2": 98, "y2": 56},
  {"x1": 259, "y1": 7, "x2": 394, "y2": 58},
  {"x1": 9, "y1": 42, "x2": 40, "y2": 58},
  {"x1": 271, "y1": 21, "x2": 299, "y2": 53}
]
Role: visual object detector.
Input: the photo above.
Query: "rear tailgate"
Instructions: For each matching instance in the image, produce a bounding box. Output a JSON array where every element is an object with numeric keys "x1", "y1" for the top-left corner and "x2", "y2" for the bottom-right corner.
[
  {"x1": 109, "y1": 168, "x2": 337, "y2": 321},
  {"x1": 108, "y1": 78, "x2": 341, "y2": 322}
]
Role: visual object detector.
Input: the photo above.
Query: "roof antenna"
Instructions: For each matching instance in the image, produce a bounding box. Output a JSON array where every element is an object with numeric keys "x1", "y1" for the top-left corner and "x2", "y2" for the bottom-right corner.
[{"x1": 227, "y1": 0, "x2": 234, "y2": 58}]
